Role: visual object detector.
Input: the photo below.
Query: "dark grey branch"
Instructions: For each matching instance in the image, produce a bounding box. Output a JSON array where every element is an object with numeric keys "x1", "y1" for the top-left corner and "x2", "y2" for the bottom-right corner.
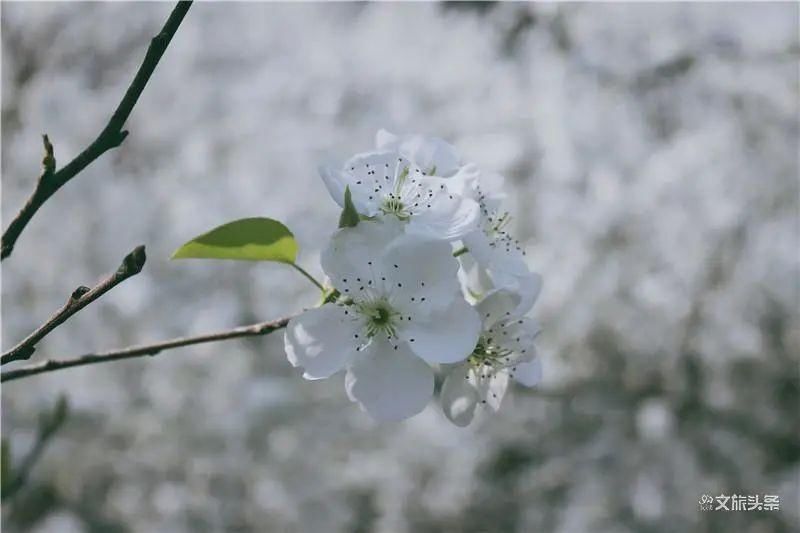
[
  {"x1": 1, "y1": 246, "x2": 147, "y2": 365},
  {"x1": 1, "y1": 316, "x2": 292, "y2": 383},
  {"x1": 0, "y1": 1, "x2": 193, "y2": 261}
]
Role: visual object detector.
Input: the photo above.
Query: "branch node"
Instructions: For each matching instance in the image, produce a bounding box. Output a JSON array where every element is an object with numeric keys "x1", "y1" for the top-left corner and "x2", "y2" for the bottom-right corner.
[
  {"x1": 41, "y1": 134, "x2": 56, "y2": 174},
  {"x1": 112, "y1": 130, "x2": 129, "y2": 147},
  {"x1": 16, "y1": 346, "x2": 35, "y2": 362},
  {"x1": 70, "y1": 286, "x2": 91, "y2": 301}
]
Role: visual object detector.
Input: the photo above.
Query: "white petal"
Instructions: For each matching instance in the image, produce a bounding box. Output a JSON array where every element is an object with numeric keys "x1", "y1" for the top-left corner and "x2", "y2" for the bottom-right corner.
[
  {"x1": 462, "y1": 229, "x2": 527, "y2": 277},
  {"x1": 284, "y1": 305, "x2": 360, "y2": 380},
  {"x1": 440, "y1": 365, "x2": 479, "y2": 427},
  {"x1": 513, "y1": 357, "x2": 542, "y2": 387},
  {"x1": 457, "y1": 254, "x2": 495, "y2": 302},
  {"x1": 381, "y1": 235, "x2": 462, "y2": 315},
  {"x1": 461, "y1": 229, "x2": 494, "y2": 268},
  {"x1": 400, "y1": 135, "x2": 462, "y2": 177},
  {"x1": 477, "y1": 290, "x2": 540, "y2": 364},
  {"x1": 489, "y1": 268, "x2": 541, "y2": 316},
  {"x1": 486, "y1": 316, "x2": 540, "y2": 361},
  {"x1": 344, "y1": 340, "x2": 434, "y2": 422},
  {"x1": 448, "y1": 163, "x2": 481, "y2": 196},
  {"x1": 399, "y1": 295, "x2": 481, "y2": 364},
  {"x1": 406, "y1": 177, "x2": 480, "y2": 241},
  {"x1": 375, "y1": 129, "x2": 399, "y2": 149},
  {"x1": 319, "y1": 165, "x2": 381, "y2": 216},
  {"x1": 319, "y1": 165, "x2": 348, "y2": 208},
  {"x1": 470, "y1": 368, "x2": 509, "y2": 411},
  {"x1": 476, "y1": 289, "x2": 521, "y2": 327},
  {"x1": 474, "y1": 172, "x2": 508, "y2": 209},
  {"x1": 374, "y1": 131, "x2": 462, "y2": 177},
  {"x1": 338, "y1": 150, "x2": 412, "y2": 216},
  {"x1": 463, "y1": 231, "x2": 542, "y2": 315},
  {"x1": 321, "y1": 220, "x2": 403, "y2": 295},
  {"x1": 511, "y1": 270, "x2": 543, "y2": 316}
]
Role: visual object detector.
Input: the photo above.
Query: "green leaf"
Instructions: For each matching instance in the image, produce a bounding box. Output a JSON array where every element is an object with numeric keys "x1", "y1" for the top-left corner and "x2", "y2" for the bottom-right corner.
[
  {"x1": 338, "y1": 186, "x2": 360, "y2": 228},
  {"x1": 172, "y1": 217, "x2": 298, "y2": 263}
]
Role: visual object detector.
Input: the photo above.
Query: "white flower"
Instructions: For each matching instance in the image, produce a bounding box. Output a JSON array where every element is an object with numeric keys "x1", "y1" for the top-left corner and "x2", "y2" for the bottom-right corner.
[
  {"x1": 375, "y1": 129, "x2": 463, "y2": 178},
  {"x1": 319, "y1": 145, "x2": 480, "y2": 241},
  {"x1": 459, "y1": 175, "x2": 542, "y2": 314},
  {"x1": 440, "y1": 289, "x2": 542, "y2": 427},
  {"x1": 284, "y1": 220, "x2": 482, "y2": 421}
]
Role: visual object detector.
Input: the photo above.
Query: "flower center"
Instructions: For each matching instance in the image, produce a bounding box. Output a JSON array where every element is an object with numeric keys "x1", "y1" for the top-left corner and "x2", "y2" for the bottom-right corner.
[
  {"x1": 468, "y1": 335, "x2": 513, "y2": 371},
  {"x1": 380, "y1": 166, "x2": 412, "y2": 220},
  {"x1": 357, "y1": 298, "x2": 400, "y2": 339},
  {"x1": 373, "y1": 306, "x2": 390, "y2": 325},
  {"x1": 380, "y1": 196, "x2": 410, "y2": 220}
]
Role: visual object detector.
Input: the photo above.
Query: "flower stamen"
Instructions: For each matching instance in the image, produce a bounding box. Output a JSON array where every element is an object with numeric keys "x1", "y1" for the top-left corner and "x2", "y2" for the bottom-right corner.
[
  {"x1": 468, "y1": 336, "x2": 514, "y2": 373},
  {"x1": 356, "y1": 298, "x2": 400, "y2": 339},
  {"x1": 381, "y1": 166, "x2": 413, "y2": 220}
]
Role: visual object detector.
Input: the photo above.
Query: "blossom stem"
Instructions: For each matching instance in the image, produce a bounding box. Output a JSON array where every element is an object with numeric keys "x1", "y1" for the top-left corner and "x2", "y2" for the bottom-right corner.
[
  {"x1": 453, "y1": 246, "x2": 469, "y2": 257},
  {"x1": 290, "y1": 262, "x2": 326, "y2": 292}
]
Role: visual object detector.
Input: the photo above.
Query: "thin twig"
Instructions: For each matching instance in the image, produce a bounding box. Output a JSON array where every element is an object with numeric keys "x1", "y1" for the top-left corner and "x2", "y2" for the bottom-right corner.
[
  {"x1": 2, "y1": 395, "x2": 69, "y2": 500},
  {"x1": 1, "y1": 316, "x2": 292, "y2": 383},
  {"x1": 1, "y1": 246, "x2": 147, "y2": 365},
  {"x1": 0, "y1": 1, "x2": 193, "y2": 261}
]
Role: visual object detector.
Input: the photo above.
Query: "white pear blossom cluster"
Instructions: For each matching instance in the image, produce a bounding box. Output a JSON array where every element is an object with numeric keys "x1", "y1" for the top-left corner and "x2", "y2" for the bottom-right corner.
[{"x1": 284, "y1": 131, "x2": 543, "y2": 424}]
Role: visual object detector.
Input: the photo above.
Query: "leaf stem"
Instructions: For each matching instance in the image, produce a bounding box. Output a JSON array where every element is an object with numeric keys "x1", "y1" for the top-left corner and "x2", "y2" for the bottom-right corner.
[{"x1": 290, "y1": 263, "x2": 325, "y2": 292}]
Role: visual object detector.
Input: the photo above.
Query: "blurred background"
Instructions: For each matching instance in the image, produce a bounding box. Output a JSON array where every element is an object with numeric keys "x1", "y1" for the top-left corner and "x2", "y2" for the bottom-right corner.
[{"x1": 2, "y1": 2, "x2": 798, "y2": 532}]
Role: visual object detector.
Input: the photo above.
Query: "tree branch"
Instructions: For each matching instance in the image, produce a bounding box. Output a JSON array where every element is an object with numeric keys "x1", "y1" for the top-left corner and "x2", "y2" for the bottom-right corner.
[
  {"x1": 1, "y1": 396, "x2": 69, "y2": 500},
  {"x1": 0, "y1": 1, "x2": 193, "y2": 261},
  {"x1": 1, "y1": 246, "x2": 147, "y2": 365},
  {"x1": 1, "y1": 316, "x2": 292, "y2": 383}
]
